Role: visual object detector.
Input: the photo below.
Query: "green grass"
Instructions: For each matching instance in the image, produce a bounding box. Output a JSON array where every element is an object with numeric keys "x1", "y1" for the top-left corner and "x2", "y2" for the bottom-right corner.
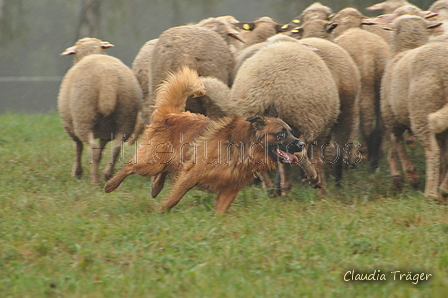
[{"x1": 1, "y1": 113, "x2": 447, "y2": 297}]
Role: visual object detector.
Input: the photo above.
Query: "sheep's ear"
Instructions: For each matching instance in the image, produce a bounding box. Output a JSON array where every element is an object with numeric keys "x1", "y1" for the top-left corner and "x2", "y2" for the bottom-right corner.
[
  {"x1": 228, "y1": 32, "x2": 245, "y2": 43},
  {"x1": 246, "y1": 116, "x2": 266, "y2": 130},
  {"x1": 101, "y1": 41, "x2": 114, "y2": 49},
  {"x1": 426, "y1": 21, "x2": 443, "y2": 29},
  {"x1": 365, "y1": 3, "x2": 386, "y2": 11},
  {"x1": 233, "y1": 22, "x2": 255, "y2": 31},
  {"x1": 60, "y1": 46, "x2": 77, "y2": 56},
  {"x1": 277, "y1": 23, "x2": 295, "y2": 32},
  {"x1": 265, "y1": 103, "x2": 280, "y2": 118},
  {"x1": 424, "y1": 12, "x2": 438, "y2": 19},
  {"x1": 363, "y1": 14, "x2": 397, "y2": 26},
  {"x1": 289, "y1": 27, "x2": 303, "y2": 37},
  {"x1": 326, "y1": 22, "x2": 338, "y2": 33}
]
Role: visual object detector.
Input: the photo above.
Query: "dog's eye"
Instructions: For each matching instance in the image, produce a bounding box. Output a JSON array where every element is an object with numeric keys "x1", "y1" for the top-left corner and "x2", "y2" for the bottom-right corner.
[{"x1": 276, "y1": 131, "x2": 286, "y2": 140}]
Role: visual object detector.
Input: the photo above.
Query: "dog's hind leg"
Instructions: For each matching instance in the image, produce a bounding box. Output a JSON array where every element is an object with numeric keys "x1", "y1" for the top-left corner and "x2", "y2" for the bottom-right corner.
[
  {"x1": 158, "y1": 172, "x2": 197, "y2": 212},
  {"x1": 151, "y1": 172, "x2": 167, "y2": 198},
  {"x1": 215, "y1": 189, "x2": 240, "y2": 215}
]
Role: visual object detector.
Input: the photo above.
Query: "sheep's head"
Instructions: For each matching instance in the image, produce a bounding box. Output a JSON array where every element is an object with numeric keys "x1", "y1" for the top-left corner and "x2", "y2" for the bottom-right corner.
[
  {"x1": 232, "y1": 16, "x2": 296, "y2": 48},
  {"x1": 60, "y1": 37, "x2": 114, "y2": 64},
  {"x1": 198, "y1": 18, "x2": 245, "y2": 44},
  {"x1": 366, "y1": 0, "x2": 410, "y2": 14},
  {"x1": 291, "y1": 2, "x2": 333, "y2": 25},
  {"x1": 286, "y1": 19, "x2": 337, "y2": 40}
]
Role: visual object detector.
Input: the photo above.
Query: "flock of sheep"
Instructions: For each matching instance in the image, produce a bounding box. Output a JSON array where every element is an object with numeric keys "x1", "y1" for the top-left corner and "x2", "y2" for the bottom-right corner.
[{"x1": 57, "y1": 0, "x2": 448, "y2": 202}]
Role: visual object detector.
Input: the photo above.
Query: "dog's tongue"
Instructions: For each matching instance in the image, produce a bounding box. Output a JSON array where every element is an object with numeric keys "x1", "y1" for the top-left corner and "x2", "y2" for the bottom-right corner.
[{"x1": 274, "y1": 148, "x2": 299, "y2": 165}]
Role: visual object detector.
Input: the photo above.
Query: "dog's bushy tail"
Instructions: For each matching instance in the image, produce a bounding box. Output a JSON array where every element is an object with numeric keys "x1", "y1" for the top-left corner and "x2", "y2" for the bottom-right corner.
[{"x1": 152, "y1": 66, "x2": 206, "y2": 123}]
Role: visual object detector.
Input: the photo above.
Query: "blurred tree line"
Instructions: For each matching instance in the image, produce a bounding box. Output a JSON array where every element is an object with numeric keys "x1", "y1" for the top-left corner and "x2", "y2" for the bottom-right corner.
[{"x1": 0, "y1": 0, "x2": 437, "y2": 77}]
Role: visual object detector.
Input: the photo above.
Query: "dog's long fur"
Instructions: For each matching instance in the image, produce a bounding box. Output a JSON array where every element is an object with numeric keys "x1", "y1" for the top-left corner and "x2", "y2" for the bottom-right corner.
[{"x1": 105, "y1": 66, "x2": 303, "y2": 214}]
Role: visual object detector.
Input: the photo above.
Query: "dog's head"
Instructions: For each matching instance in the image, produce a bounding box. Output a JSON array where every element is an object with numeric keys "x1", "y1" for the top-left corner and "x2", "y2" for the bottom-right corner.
[{"x1": 246, "y1": 104, "x2": 305, "y2": 165}]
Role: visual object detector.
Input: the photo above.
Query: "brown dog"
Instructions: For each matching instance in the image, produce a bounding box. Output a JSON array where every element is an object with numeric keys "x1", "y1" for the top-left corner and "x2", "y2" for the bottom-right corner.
[{"x1": 105, "y1": 66, "x2": 304, "y2": 214}]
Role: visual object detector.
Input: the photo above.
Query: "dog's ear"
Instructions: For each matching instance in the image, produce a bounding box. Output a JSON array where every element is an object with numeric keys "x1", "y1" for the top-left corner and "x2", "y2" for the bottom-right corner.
[
  {"x1": 265, "y1": 103, "x2": 280, "y2": 118},
  {"x1": 246, "y1": 116, "x2": 266, "y2": 130}
]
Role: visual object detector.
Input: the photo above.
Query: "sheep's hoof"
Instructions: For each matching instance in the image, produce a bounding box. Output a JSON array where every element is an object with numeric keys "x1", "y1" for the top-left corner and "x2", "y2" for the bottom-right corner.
[
  {"x1": 267, "y1": 188, "x2": 281, "y2": 198},
  {"x1": 317, "y1": 187, "x2": 327, "y2": 197},
  {"x1": 392, "y1": 175, "x2": 404, "y2": 190},
  {"x1": 409, "y1": 178, "x2": 420, "y2": 189},
  {"x1": 102, "y1": 172, "x2": 112, "y2": 182},
  {"x1": 91, "y1": 178, "x2": 102, "y2": 186},
  {"x1": 72, "y1": 167, "x2": 82, "y2": 179}
]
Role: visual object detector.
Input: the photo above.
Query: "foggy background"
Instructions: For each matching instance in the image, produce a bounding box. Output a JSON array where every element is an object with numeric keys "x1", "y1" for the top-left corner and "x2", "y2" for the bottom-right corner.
[{"x1": 0, "y1": 0, "x2": 435, "y2": 113}]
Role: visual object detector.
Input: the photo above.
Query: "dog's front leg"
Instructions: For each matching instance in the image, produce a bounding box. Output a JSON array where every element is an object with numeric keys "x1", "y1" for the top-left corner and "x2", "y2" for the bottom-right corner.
[
  {"x1": 215, "y1": 189, "x2": 240, "y2": 215},
  {"x1": 158, "y1": 171, "x2": 197, "y2": 213}
]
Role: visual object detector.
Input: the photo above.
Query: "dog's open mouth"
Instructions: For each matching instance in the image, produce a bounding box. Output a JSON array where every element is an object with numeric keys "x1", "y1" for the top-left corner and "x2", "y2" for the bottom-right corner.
[{"x1": 270, "y1": 147, "x2": 300, "y2": 165}]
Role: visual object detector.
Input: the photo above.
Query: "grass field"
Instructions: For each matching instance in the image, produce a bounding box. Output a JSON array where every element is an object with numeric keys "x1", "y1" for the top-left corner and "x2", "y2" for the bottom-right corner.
[{"x1": 1, "y1": 113, "x2": 448, "y2": 297}]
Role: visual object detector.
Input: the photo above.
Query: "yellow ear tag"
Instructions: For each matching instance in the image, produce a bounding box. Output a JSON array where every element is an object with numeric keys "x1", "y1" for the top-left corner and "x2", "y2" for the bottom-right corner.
[
  {"x1": 328, "y1": 14, "x2": 334, "y2": 18},
  {"x1": 291, "y1": 29, "x2": 299, "y2": 33},
  {"x1": 281, "y1": 24, "x2": 288, "y2": 29},
  {"x1": 293, "y1": 19, "x2": 300, "y2": 23},
  {"x1": 243, "y1": 24, "x2": 251, "y2": 30}
]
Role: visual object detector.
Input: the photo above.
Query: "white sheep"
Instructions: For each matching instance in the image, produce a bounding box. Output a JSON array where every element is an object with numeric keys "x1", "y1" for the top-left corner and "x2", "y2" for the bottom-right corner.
[
  {"x1": 331, "y1": 8, "x2": 390, "y2": 171},
  {"x1": 374, "y1": 15, "x2": 446, "y2": 199},
  {"x1": 58, "y1": 37, "x2": 142, "y2": 185}
]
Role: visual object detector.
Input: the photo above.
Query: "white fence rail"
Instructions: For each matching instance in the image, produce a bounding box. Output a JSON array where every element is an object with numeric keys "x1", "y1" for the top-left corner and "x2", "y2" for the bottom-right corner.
[{"x1": 0, "y1": 76, "x2": 63, "y2": 82}]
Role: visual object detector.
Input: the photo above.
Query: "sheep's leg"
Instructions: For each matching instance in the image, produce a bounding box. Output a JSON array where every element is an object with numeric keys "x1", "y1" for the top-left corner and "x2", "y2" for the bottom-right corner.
[
  {"x1": 72, "y1": 139, "x2": 83, "y2": 178},
  {"x1": 325, "y1": 141, "x2": 343, "y2": 187},
  {"x1": 258, "y1": 171, "x2": 275, "y2": 195},
  {"x1": 102, "y1": 134, "x2": 125, "y2": 182},
  {"x1": 158, "y1": 171, "x2": 197, "y2": 212},
  {"x1": 437, "y1": 138, "x2": 448, "y2": 199},
  {"x1": 88, "y1": 133, "x2": 106, "y2": 186},
  {"x1": 298, "y1": 148, "x2": 324, "y2": 193},
  {"x1": 387, "y1": 134, "x2": 403, "y2": 190},
  {"x1": 395, "y1": 133, "x2": 419, "y2": 189},
  {"x1": 359, "y1": 89, "x2": 383, "y2": 172},
  {"x1": 278, "y1": 163, "x2": 291, "y2": 196},
  {"x1": 422, "y1": 133, "x2": 441, "y2": 200},
  {"x1": 151, "y1": 172, "x2": 167, "y2": 198},
  {"x1": 215, "y1": 189, "x2": 240, "y2": 215}
]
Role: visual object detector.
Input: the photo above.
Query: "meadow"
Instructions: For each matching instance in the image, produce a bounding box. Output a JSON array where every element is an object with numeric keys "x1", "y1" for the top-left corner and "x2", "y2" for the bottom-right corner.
[{"x1": 1, "y1": 113, "x2": 447, "y2": 298}]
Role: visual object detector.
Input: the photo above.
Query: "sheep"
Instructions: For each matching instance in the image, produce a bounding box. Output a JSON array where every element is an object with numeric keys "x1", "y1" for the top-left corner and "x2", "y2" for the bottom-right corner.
[
  {"x1": 131, "y1": 17, "x2": 242, "y2": 139},
  {"x1": 58, "y1": 37, "x2": 142, "y2": 185},
  {"x1": 365, "y1": 0, "x2": 412, "y2": 14},
  {"x1": 429, "y1": 0, "x2": 448, "y2": 19},
  {"x1": 216, "y1": 35, "x2": 340, "y2": 194},
  {"x1": 130, "y1": 38, "x2": 158, "y2": 142},
  {"x1": 233, "y1": 16, "x2": 293, "y2": 49},
  {"x1": 284, "y1": 19, "x2": 338, "y2": 40},
  {"x1": 150, "y1": 22, "x2": 237, "y2": 118},
  {"x1": 364, "y1": 4, "x2": 437, "y2": 42},
  {"x1": 230, "y1": 42, "x2": 264, "y2": 85},
  {"x1": 288, "y1": 2, "x2": 333, "y2": 26},
  {"x1": 370, "y1": 15, "x2": 446, "y2": 199},
  {"x1": 299, "y1": 37, "x2": 361, "y2": 185},
  {"x1": 427, "y1": 1, "x2": 448, "y2": 37},
  {"x1": 196, "y1": 15, "x2": 245, "y2": 53},
  {"x1": 331, "y1": 8, "x2": 390, "y2": 171}
]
